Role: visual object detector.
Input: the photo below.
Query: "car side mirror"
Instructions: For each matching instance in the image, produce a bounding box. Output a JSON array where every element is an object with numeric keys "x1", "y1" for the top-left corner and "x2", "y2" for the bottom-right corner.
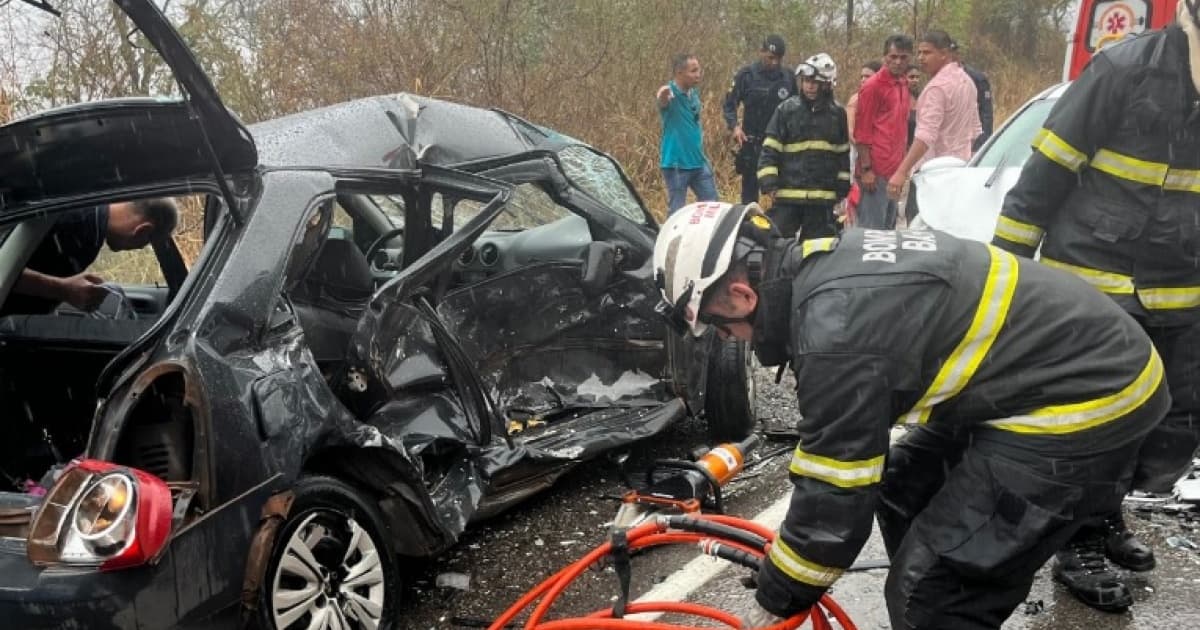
[{"x1": 581, "y1": 241, "x2": 616, "y2": 296}]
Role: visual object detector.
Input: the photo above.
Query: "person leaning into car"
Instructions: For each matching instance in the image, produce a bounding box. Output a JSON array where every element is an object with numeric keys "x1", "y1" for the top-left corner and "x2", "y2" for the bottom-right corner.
[{"x1": 1, "y1": 198, "x2": 179, "y2": 315}]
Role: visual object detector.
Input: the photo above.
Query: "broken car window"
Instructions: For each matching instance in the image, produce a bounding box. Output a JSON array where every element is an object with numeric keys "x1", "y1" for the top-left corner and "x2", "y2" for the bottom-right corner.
[
  {"x1": 456, "y1": 183, "x2": 571, "y2": 232},
  {"x1": 557, "y1": 145, "x2": 646, "y2": 225}
]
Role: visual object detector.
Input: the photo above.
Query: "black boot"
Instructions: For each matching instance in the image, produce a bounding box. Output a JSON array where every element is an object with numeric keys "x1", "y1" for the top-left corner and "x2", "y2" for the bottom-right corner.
[
  {"x1": 1053, "y1": 529, "x2": 1133, "y2": 613},
  {"x1": 1104, "y1": 513, "x2": 1156, "y2": 571}
]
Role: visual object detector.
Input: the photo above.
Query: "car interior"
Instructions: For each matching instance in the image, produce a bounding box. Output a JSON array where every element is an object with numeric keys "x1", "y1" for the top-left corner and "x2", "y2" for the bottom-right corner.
[
  {"x1": 0, "y1": 195, "x2": 208, "y2": 488},
  {"x1": 282, "y1": 171, "x2": 666, "y2": 457}
]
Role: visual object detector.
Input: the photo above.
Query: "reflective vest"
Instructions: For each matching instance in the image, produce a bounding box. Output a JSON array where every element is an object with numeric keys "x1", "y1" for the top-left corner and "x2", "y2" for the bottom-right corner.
[{"x1": 993, "y1": 26, "x2": 1200, "y2": 326}]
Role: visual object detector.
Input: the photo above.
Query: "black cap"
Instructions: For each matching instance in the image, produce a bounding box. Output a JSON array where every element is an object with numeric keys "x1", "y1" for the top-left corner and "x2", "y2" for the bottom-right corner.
[{"x1": 762, "y1": 35, "x2": 786, "y2": 57}]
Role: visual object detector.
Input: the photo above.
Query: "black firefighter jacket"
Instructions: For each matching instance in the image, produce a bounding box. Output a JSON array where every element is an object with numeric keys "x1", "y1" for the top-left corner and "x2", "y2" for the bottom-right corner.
[
  {"x1": 992, "y1": 25, "x2": 1200, "y2": 327},
  {"x1": 756, "y1": 94, "x2": 851, "y2": 205},
  {"x1": 755, "y1": 228, "x2": 1164, "y2": 616}
]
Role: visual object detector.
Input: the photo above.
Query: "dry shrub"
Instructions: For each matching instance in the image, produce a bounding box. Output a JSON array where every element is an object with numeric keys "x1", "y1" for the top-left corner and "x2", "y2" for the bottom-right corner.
[{"x1": 11, "y1": 0, "x2": 1071, "y2": 264}]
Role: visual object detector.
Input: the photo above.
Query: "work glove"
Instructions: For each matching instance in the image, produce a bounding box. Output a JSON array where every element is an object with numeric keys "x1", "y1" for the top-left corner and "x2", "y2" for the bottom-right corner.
[{"x1": 739, "y1": 602, "x2": 785, "y2": 629}]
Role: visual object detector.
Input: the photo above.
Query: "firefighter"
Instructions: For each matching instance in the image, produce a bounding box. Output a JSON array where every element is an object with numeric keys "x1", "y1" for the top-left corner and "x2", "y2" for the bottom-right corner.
[
  {"x1": 990, "y1": 1, "x2": 1200, "y2": 612},
  {"x1": 654, "y1": 202, "x2": 1168, "y2": 629},
  {"x1": 724, "y1": 34, "x2": 796, "y2": 205},
  {"x1": 756, "y1": 53, "x2": 851, "y2": 239}
]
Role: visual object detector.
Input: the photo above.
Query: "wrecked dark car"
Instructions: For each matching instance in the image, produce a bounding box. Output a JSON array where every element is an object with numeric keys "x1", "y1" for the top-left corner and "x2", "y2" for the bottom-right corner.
[{"x1": 0, "y1": 2, "x2": 753, "y2": 628}]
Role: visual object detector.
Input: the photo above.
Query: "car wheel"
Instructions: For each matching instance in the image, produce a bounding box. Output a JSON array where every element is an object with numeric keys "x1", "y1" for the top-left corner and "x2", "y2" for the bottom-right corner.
[
  {"x1": 703, "y1": 338, "x2": 757, "y2": 442},
  {"x1": 261, "y1": 476, "x2": 399, "y2": 630}
]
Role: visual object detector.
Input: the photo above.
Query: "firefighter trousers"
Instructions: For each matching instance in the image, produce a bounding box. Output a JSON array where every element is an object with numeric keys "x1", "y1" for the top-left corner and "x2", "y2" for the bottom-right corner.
[
  {"x1": 766, "y1": 202, "x2": 839, "y2": 241},
  {"x1": 1133, "y1": 319, "x2": 1200, "y2": 492},
  {"x1": 875, "y1": 391, "x2": 1165, "y2": 629}
]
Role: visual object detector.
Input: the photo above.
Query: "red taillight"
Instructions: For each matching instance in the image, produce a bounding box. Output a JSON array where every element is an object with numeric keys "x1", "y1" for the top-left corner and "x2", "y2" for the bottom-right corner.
[{"x1": 27, "y1": 459, "x2": 174, "y2": 571}]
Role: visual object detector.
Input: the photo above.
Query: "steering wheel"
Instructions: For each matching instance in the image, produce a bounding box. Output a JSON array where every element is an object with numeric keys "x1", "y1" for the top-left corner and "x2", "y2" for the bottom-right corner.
[
  {"x1": 87, "y1": 284, "x2": 139, "y2": 320},
  {"x1": 365, "y1": 227, "x2": 405, "y2": 271}
]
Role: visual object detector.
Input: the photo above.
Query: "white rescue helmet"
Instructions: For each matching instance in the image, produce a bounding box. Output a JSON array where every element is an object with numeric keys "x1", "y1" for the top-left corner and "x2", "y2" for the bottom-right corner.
[
  {"x1": 799, "y1": 52, "x2": 838, "y2": 86},
  {"x1": 653, "y1": 201, "x2": 773, "y2": 337}
]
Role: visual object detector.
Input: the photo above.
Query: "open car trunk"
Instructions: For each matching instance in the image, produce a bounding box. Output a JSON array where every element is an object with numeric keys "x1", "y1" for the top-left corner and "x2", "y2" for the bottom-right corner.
[{"x1": 0, "y1": 316, "x2": 156, "y2": 484}]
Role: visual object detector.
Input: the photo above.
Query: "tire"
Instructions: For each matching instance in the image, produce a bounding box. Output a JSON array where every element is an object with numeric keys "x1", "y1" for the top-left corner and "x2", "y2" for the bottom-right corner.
[
  {"x1": 260, "y1": 476, "x2": 400, "y2": 630},
  {"x1": 703, "y1": 337, "x2": 757, "y2": 442}
]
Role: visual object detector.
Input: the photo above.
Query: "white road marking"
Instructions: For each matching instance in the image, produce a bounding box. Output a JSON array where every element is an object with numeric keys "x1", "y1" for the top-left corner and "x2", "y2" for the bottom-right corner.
[
  {"x1": 627, "y1": 428, "x2": 908, "y2": 621},
  {"x1": 627, "y1": 492, "x2": 791, "y2": 621}
]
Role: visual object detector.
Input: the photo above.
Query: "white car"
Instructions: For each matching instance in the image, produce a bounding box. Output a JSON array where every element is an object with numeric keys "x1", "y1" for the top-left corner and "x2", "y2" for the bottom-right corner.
[{"x1": 910, "y1": 82, "x2": 1070, "y2": 242}]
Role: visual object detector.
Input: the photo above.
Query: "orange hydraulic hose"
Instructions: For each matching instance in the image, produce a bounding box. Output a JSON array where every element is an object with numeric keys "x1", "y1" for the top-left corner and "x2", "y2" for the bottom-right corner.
[{"x1": 487, "y1": 515, "x2": 858, "y2": 630}]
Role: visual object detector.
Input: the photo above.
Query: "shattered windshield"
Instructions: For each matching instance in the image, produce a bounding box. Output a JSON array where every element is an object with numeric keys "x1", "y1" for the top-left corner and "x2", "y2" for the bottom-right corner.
[{"x1": 556, "y1": 145, "x2": 647, "y2": 225}]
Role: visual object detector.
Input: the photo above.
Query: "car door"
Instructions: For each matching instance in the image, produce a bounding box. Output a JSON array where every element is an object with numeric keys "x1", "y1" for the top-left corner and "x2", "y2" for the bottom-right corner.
[{"x1": 429, "y1": 157, "x2": 676, "y2": 443}]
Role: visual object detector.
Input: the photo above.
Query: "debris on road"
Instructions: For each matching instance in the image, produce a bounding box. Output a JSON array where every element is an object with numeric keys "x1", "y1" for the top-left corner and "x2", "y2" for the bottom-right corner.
[
  {"x1": 437, "y1": 572, "x2": 472, "y2": 591},
  {"x1": 1166, "y1": 536, "x2": 1198, "y2": 551},
  {"x1": 1176, "y1": 478, "x2": 1200, "y2": 503}
]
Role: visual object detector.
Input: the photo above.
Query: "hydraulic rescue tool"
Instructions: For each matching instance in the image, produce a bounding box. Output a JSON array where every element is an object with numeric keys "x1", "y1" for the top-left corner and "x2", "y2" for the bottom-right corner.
[
  {"x1": 612, "y1": 434, "x2": 761, "y2": 530},
  {"x1": 485, "y1": 433, "x2": 860, "y2": 630}
]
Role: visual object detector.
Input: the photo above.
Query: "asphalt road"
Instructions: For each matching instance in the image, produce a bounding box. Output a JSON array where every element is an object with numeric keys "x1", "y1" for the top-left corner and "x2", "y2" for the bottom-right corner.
[{"x1": 397, "y1": 363, "x2": 1200, "y2": 629}]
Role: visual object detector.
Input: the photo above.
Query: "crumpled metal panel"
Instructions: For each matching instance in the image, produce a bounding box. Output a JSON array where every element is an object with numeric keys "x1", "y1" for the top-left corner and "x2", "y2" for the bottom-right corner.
[
  {"x1": 250, "y1": 93, "x2": 547, "y2": 171},
  {"x1": 436, "y1": 264, "x2": 670, "y2": 415}
]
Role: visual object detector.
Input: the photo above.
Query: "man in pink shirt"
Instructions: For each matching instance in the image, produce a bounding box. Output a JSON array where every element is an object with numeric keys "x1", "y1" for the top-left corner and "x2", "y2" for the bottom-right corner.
[
  {"x1": 853, "y1": 34, "x2": 914, "y2": 229},
  {"x1": 888, "y1": 30, "x2": 982, "y2": 222}
]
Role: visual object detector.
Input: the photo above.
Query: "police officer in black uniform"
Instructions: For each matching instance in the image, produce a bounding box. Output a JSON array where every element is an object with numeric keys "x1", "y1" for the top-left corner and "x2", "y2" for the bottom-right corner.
[{"x1": 724, "y1": 34, "x2": 795, "y2": 204}]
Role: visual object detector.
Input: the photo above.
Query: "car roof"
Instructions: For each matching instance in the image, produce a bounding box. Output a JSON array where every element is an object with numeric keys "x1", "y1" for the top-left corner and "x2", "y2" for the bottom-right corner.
[{"x1": 250, "y1": 93, "x2": 576, "y2": 170}]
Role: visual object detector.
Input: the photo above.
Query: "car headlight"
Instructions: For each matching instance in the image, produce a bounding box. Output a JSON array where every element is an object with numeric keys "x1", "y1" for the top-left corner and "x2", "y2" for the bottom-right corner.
[{"x1": 28, "y1": 459, "x2": 173, "y2": 571}]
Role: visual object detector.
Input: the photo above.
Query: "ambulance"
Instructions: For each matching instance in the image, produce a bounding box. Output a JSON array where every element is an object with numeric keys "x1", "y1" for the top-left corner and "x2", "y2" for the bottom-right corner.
[{"x1": 1065, "y1": 0, "x2": 1178, "y2": 79}]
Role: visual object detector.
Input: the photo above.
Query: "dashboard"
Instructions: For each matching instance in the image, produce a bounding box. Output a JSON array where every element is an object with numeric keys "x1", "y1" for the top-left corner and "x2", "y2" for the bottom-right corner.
[{"x1": 453, "y1": 215, "x2": 592, "y2": 282}]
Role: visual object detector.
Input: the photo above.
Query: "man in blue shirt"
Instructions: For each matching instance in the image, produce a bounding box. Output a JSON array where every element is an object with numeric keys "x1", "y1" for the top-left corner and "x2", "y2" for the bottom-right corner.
[{"x1": 657, "y1": 53, "x2": 718, "y2": 214}]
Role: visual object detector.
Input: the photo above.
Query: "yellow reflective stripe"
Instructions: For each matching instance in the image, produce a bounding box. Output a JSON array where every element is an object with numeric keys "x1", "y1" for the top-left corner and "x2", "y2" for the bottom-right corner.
[
  {"x1": 1091, "y1": 149, "x2": 1168, "y2": 186},
  {"x1": 1138, "y1": 286, "x2": 1200, "y2": 310},
  {"x1": 768, "y1": 537, "x2": 844, "y2": 588},
  {"x1": 993, "y1": 216, "x2": 1044, "y2": 248},
  {"x1": 836, "y1": 171, "x2": 851, "y2": 181},
  {"x1": 777, "y1": 189, "x2": 837, "y2": 200},
  {"x1": 763, "y1": 137, "x2": 784, "y2": 151},
  {"x1": 1165, "y1": 168, "x2": 1200, "y2": 193},
  {"x1": 897, "y1": 246, "x2": 1019, "y2": 425},
  {"x1": 757, "y1": 166, "x2": 779, "y2": 179},
  {"x1": 778, "y1": 140, "x2": 850, "y2": 153},
  {"x1": 987, "y1": 349, "x2": 1163, "y2": 434},
  {"x1": 801, "y1": 237, "x2": 837, "y2": 258},
  {"x1": 788, "y1": 448, "x2": 884, "y2": 488},
  {"x1": 1039, "y1": 257, "x2": 1134, "y2": 295},
  {"x1": 1033, "y1": 129, "x2": 1087, "y2": 172}
]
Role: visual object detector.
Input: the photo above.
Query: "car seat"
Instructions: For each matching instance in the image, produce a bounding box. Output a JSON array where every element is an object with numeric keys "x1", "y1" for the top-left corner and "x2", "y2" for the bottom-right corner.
[{"x1": 290, "y1": 233, "x2": 375, "y2": 364}]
